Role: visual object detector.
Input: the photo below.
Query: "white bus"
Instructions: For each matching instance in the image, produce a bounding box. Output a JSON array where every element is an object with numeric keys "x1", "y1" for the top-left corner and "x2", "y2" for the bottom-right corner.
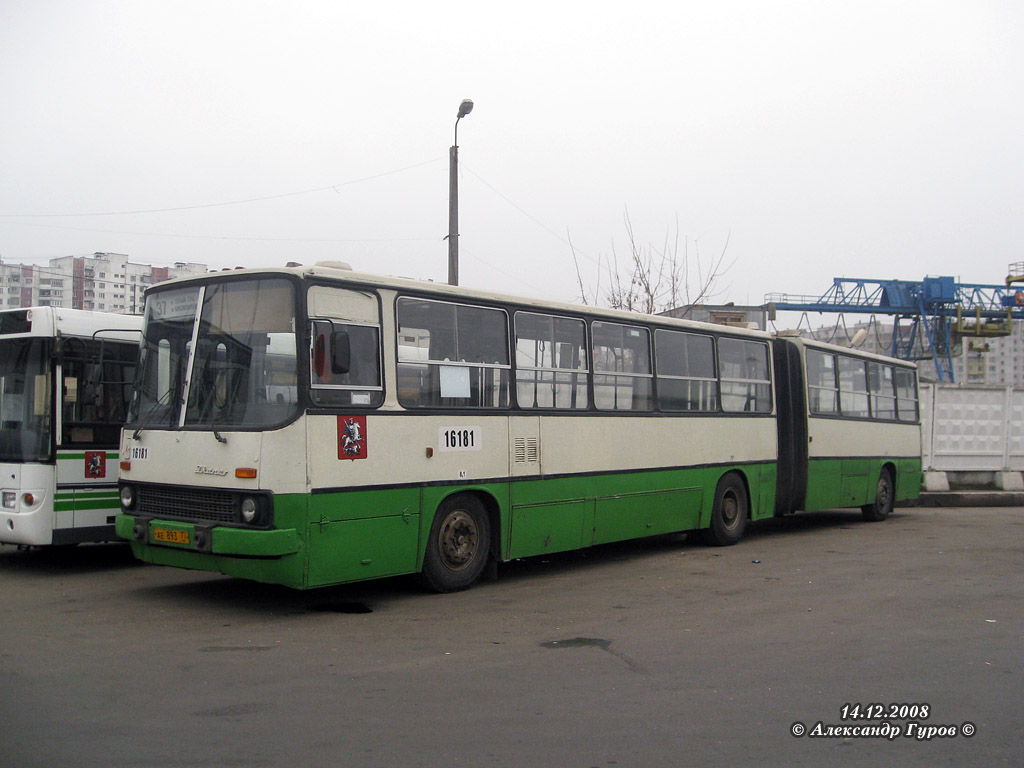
[
  {"x1": 115, "y1": 264, "x2": 920, "y2": 590},
  {"x1": 0, "y1": 307, "x2": 141, "y2": 547}
]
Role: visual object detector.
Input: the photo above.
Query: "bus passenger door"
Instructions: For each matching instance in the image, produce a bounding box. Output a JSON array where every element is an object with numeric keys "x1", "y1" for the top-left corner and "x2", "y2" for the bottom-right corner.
[{"x1": 55, "y1": 338, "x2": 135, "y2": 541}]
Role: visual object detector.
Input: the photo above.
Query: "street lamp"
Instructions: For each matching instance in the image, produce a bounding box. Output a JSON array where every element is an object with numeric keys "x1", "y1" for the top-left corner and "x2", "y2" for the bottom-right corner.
[{"x1": 448, "y1": 99, "x2": 473, "y2": 286}]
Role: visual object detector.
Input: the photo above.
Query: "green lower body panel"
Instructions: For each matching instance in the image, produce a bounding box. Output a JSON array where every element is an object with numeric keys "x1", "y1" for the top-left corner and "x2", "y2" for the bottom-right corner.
[
  {"x1": 305, "y1": 515, "x2": 421, "y2": 587},
  {"x1": 504, "y1": 480, "x2": 706, "y2": 561},
  {"x1": 117, "y1": 462, "x2": 778, "y2": 589},
  {"x1": 896, "y1": 459, "x2": 923, "y2": 501},
  {"x1": 507, "y1": 464, "x2": 773, "y2": 560},
  {"x1": 507, "y1": 498, "x2": 589, "y2": 560},
  {"x1": 804, "y1": 457, "x2": 922, "y2": 512}
]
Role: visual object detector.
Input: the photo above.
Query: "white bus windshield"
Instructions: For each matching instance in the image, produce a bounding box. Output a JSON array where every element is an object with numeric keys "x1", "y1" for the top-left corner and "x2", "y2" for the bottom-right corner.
[
  {"x1": 0, "y1": 337, "x2": 52, "y2": 463},
  {"x1": 129, "y1": 278, "x2": 299, "y2": 430}
]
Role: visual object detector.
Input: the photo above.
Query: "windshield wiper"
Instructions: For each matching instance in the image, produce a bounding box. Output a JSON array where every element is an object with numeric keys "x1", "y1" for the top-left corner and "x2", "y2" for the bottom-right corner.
[{"x1": 131, "y1": 387, "x2": 176, "y2": 440}]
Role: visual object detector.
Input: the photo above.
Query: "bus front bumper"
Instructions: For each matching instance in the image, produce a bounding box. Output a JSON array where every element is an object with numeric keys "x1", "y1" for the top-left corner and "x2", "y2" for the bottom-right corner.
[{"x1": 115, "y1": 514, "x2": 300, "y2": 557}]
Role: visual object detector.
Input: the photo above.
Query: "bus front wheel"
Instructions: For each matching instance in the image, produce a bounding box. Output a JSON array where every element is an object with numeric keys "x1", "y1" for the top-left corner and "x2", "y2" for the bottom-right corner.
[
  {"x1": 419, "y1": 494, "x2": 491, "y2": 593},
  {"x1": 862, "y1": 468, "x2": 894, "y2": 522},
  {"x1": 701, "y1": 472, "x2": 748, "y2": 546}
]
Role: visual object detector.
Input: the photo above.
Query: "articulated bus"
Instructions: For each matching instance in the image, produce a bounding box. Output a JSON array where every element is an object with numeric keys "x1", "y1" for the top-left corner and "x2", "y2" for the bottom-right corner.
[
  {"x1": 115, "y1": 264, "x2": 921, "y2": 591},
  {"x1": 1, "y1": 307, "x2": 140, "y2": 547}
]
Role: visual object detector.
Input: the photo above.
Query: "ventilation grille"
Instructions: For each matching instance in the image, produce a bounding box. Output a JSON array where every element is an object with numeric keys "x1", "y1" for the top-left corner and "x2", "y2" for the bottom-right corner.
[
  {"x1": 513, "y1": 437, "x2": 540, "y2": 464},
  {"x1": 137, "y1": 485, "x2": 237, "y2": 524}
]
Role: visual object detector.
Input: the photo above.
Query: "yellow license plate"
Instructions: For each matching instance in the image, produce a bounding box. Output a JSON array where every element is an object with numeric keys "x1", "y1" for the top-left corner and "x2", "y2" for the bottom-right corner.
[{"x1": 153, "y1": 528, "x2": 190, "y2": 545}]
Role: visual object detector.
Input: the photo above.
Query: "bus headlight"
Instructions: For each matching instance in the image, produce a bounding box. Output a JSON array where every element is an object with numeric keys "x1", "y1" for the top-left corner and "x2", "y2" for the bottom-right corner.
[
  {"x1": 120, "y1": 485, "x2": 136, "y2": 510},
  {"x1": 2, "y1": 491, "x2": 15, "y2": 510},
  {"x1": 240, "y1": 497, "x2": 258, "y2": 524}
]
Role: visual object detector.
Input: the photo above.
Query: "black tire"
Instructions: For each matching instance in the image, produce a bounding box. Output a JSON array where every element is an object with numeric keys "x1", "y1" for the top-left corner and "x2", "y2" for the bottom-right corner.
[
  {"x1": 419, "y1": 494, "x2": 491, "y2": 593},
  {"x1": 701, "y1": 472, "x2": 748, "y2": 546},
  {"x1": 862, "y1": 467, "x2": 895, "y2": 522}
]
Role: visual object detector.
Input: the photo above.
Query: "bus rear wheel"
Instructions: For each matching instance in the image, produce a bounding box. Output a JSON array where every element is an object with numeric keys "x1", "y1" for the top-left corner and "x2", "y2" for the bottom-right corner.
[
  {"x1": 419, "y1": 494, "x2": 491, "y2": 593},
  {"x1": 862, "y1": 468, "x2": 894, "y2": 522},
  {"x1": 701, "y1": 472, "x2": 748, "y2": 546}
]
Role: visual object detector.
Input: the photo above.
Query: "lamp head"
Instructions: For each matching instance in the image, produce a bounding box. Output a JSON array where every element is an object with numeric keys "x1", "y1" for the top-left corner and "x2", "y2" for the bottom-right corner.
[{"x1": 457, "y1": 99, "x2": 474, "y2": 118}]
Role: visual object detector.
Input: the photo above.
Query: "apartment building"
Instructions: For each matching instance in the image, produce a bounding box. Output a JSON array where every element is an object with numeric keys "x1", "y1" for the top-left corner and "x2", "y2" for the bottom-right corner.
[{"x1": 0, "y1": 253, "x2": 207, "y2": 314}]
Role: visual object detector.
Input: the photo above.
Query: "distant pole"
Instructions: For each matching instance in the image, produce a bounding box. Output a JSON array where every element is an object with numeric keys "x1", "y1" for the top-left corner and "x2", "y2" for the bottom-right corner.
[{"x1": 448, "y1": 99, "x2": 473, "y2": 286}]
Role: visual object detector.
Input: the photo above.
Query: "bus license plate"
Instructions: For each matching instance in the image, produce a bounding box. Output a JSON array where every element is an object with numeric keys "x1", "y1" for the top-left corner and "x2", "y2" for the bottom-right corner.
[{"x1": 153, "y1": 528, "x2": 190, "y2": 545}]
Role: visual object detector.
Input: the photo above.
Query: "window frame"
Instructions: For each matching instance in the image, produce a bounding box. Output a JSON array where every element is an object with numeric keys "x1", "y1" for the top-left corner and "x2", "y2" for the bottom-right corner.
[
  {"x1": 513, "y1": 311, "x2": 589, "y2": 411},
  {"x1": 894, "y1": 366, "x2": 919, "y2": 423},
  {"x1": 308, "y1": 318, "x2": 384, "y2": 408},
  {"x1": 806, "y1": 348, "x2": 840, "y2": 416},
  {"x1": 867, "y1": 361, "x2": 897, "y2": 421},
  {"x1": 590, "y1": 320, "x2": 654, "y2": 412},
  {"x1": 653, "y1": 328, "x2": 719, "y2": 413},
  {"x1": 395, "y1": 295, "x2": 512, "y2": 410},
  {"x1": 805, "y1": 344, "x2": 920, "y2": 424},
  {"x1": 717, "y1": 337, "x2": 772, "y2": 414}
]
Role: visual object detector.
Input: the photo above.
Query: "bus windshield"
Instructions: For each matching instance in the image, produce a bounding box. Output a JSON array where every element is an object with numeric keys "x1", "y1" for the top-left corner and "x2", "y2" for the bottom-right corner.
[
  {"x1": 0, "y1": 337, "x2": 52, "y2": 463},
  {"x1": 129, "y1": 278, "x2": 299, "y2": 430}
]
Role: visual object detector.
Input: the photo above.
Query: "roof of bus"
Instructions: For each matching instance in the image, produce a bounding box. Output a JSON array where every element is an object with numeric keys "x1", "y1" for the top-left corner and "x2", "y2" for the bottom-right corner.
[
  {"x1": 775, "y1": 331, "x2": 919, "y2": 368},
  {"x1": 145, "y1": 262, "x2": 773, "y2": 341},
  {"x1": 0, "y1": 306, "x2": 142, "y2": 340}
]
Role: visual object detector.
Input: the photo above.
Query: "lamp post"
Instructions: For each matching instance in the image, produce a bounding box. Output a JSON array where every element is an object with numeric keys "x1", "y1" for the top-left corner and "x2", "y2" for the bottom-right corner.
[{"x1": 448, "y1": 99, "x2": 473, "y2": 286}]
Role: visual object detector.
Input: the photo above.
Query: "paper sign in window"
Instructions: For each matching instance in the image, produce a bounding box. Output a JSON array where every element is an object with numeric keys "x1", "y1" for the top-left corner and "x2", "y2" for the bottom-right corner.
[{"x1": 440, "y1": 366, "x2": 471, "y2": 399}]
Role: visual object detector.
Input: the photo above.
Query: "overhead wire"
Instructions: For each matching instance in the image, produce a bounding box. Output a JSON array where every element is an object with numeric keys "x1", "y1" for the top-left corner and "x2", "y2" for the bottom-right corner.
[
  {"x1": 0, "y1": 157, "x2": 446, "y2": 218},
  {"x1": 460, "y1": 162, "x2": 603, "y2": 270},
  {"x1": 0, "y1": 218, "x2": 437, "y2": 244}
]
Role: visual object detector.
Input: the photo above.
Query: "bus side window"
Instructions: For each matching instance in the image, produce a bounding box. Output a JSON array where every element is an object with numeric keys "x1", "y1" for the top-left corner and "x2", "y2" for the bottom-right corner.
[
  {"x1": 310, "y1": 320, "x2": 383, "y2": 408},
  {"x1": 514, "y1": 312, "x2": 588, "y2": 410},
  {"x1": 591, "y1": 321, "x2": 653, "y2": 412},
  {"x1": 654, "y1": 329, "x2": 717, "y2": 412},
  {"x1": 838, "y1": 355, "x2": 869, "y2": 418},
  {"x1": 61, "y1": 339, "x2": 137, "y2": 446},
  {"x1": 396, "y1": 298, "x2": 510, "y2": 409},
  {"x1": 895, "y1": 368, "x2": 919, "y2": 422},
  {"x1": 718, "y1": 338, "x2": 771, "y2": 413},
  {"x1": 806, "y1": 349, "x2": 838, "y2": 415},
  {"x1": 868, "y1": 362, "x2": 897, "y2": 420}
]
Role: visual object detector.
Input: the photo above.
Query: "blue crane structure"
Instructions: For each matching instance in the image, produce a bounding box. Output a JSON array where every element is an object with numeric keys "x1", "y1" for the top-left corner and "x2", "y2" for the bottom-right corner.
[{"x1": 765, "y1": 272, "x2": 1024, "y2": 382}]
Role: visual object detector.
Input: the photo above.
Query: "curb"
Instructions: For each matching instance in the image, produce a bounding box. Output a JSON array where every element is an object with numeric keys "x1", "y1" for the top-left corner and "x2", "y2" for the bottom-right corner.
[{"x1": 912, "y1": 491, "x2": 1024, "y2": 508}]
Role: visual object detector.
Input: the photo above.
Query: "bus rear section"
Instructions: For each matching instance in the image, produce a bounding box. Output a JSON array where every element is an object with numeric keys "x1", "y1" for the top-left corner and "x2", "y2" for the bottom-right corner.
[{"x1": 772, "y1": 335, "x2": 922, "y2": 519}]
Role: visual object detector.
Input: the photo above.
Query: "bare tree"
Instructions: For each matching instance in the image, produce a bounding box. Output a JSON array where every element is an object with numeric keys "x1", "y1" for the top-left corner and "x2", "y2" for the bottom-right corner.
[{"x1": 574, "y1": 209, "x2": 733, "y2": 316}]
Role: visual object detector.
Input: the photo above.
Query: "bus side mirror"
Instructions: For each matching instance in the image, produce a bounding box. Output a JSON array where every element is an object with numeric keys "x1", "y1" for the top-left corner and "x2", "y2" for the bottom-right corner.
[{"x1": 331, "y1": 330, "x2": 351, "y2": 374}]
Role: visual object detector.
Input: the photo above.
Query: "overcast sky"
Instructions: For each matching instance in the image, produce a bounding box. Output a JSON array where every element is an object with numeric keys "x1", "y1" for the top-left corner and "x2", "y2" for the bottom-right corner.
[{"x1": 1, "y1": 1, "x2": 1021, "y2": 323}]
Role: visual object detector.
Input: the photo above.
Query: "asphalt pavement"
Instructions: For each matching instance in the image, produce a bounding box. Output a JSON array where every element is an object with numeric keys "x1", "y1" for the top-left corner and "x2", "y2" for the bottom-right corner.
[{"x1": 1, "y1": 503, "x2": 1020, "y2": 768}]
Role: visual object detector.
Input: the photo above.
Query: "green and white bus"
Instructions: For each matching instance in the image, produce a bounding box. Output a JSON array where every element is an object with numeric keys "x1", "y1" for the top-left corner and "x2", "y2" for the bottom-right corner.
[
  {"x1": 115, "y1": 264, "x2": 921, "y2": 590},
  {"x1": 1, "y1": 307, "x2": 140, "y2": 547},
  {"x1": 771, "y1": 333, "x2": 921, "y2": 522}
]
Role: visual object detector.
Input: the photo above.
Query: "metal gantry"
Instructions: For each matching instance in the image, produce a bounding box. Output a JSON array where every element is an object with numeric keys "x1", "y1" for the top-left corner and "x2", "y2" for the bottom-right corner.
[{"x1": 766, "y1": 270, "x2": 1024, "y2": 382}]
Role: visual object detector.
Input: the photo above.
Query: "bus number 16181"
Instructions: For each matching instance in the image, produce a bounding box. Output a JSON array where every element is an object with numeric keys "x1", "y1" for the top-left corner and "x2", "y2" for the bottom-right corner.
[{"x1": 439, "y1": 427, "x2": 480, "y2": 452}]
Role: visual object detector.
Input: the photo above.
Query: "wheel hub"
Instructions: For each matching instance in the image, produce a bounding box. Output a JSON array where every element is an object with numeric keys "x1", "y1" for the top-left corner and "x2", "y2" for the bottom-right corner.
[{"x1": 439, "y1": 510, "x2": 478, "y2": 570}]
